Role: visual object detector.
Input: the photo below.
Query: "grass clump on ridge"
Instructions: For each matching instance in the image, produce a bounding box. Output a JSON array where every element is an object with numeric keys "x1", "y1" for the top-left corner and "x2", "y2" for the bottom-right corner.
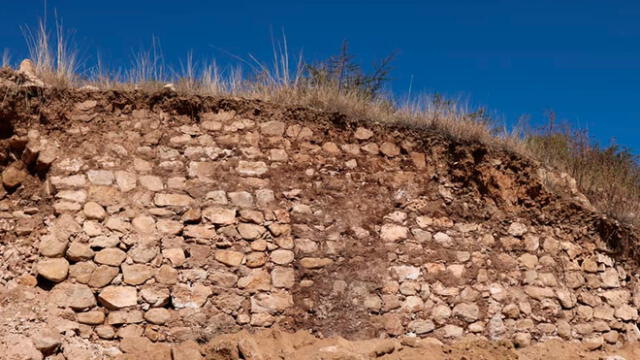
[{"x1": 5, "y1": 19, "x2": 640, "y2": 226}]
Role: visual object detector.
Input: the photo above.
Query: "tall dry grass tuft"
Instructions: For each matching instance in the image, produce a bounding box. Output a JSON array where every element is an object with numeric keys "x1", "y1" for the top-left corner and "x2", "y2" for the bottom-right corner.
[
  {"x1": 2, "y1": 49, "x2": 10, "y2": 68},
  {"x1": 22, "y1": 16, "x2": 77, "y2": 87}
]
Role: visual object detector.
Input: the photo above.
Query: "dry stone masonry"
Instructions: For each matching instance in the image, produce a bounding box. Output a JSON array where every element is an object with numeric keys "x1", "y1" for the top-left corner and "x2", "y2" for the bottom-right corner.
[{"x1": 0, "y1": 83, "x2": 639, "y2": 358}]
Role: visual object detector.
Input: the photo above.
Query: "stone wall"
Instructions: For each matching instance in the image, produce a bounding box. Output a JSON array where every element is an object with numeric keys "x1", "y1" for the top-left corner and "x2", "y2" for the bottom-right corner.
[{"x1": 2, "y1": 97, "x2": 639, "y2": 355}]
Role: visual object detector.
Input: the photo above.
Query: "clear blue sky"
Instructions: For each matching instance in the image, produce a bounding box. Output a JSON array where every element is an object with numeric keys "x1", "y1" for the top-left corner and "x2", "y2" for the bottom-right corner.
[{"x1": 1, "y1": 1, "x2": 639, "y2": 154}]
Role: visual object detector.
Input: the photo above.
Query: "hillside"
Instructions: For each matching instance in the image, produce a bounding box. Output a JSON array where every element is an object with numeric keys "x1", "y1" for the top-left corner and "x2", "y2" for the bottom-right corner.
[{"x1": 1, "y1": 66, "x2": 640, "y2": 359}]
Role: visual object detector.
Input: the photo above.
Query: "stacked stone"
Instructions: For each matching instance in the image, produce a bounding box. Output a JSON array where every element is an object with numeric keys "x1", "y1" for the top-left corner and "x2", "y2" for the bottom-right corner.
[
  {"x1": 373, "y1": 212, "x2": 640, "y2": 348},
  {"x1": 17, "y1": 100, "x2": 640, "y2": 357}
]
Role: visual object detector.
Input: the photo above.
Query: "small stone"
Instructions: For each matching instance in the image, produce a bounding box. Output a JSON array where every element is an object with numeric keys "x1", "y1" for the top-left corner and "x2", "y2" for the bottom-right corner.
[
  {"x1": 87, "y1": 170, "x2": 114, "y2": 185},
  {"x1": 237, "y1": 161, "x2": 268, "y2": 176},
  {"x1": 67, "y1": 284, "x2": 97, "y2": 310},
  {"x1": 66, "y1": 242, "x2": 94, "y2": 261},
  {"x1": 83, "y1": 201, "x2": 106, "y2": 220},
  {"x1": 154, "y1": 193, "x2": 194, "y2": 207},
  {"x1": 139, "y1": 175, "x2": 164, "y2": 191},
  {"x1": 299, "y1": 257, "x2": 333, "y2": 269},
  {"x1": 76, "y1": 311, "x2": 105, "y2": 325},
  {"x1": 94, "y1": 248, "x2": 127, "y2": 266},
  {"x1": 115, "y1": 171, "x2": 137, "y2": 192},
  {"x1": 380, "y1": 224, "x2": 408, "y2": 242},
  {"x1": 508, "y1": 222, "x2": 527, "y2": 237},
  {"x1": 354, "y1": 127, "x2": 374, "y2": 140},
  {"x1": 215, "y1": 250, "x2": 244, "y2": 266},
  {"x1": 98, "y1": 286, "x2": 138, "y2": 309},
  {"x1": 39, "y1": 235, "x2": 68, "y2": 257},
  {"x1": 31, "y1": 328, "x2": 62, "y2": 355},
  {"x1": 270, "y1": 250, "x2": 295, "y2": 265},
  {"x1": 2, "y1": 165, "x2": 27, "y2": 188},
  {"x1": 452, "y1": 303, "x2": 480, "y2": 322},
  {"x1": 380, "y1": 142, "x2": 400, "y2": 157},
  {"x1": 37, "y1": 258, "x2": 69, "y2": 282},
  {"x1": 513, "y1": 333, "x2": 531, "y2": 348},
  {"x1": 237, "y1": 223, "x2": 266, "y2": 240},
  {"x1": 271, "y1": 267, "x2": 295, "y2": 288},
  {"x1": 144, "y1": 308, "x2": 171, "y2": 325},
  {"x1": 203, "y1": 207, "x2": 236, "y2": 225},
  {"x1": 122, "y1": 264, "x2": 155, "y2": 285}
]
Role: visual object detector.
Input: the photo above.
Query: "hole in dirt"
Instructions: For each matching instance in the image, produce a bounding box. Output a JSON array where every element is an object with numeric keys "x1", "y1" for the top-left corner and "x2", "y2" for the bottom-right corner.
[
  {"x1": 36, "y1": 275, "x2": 56, "y2": 291},
  {"x1": 0, "y1": 119, "x2": 14, "y2": 139}
]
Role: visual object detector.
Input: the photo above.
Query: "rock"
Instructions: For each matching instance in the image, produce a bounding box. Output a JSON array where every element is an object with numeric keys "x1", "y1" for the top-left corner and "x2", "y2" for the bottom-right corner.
[
  {"x1": 37, "y1": 258, "x2": 69, "y2": 282},
  {"x1": 2, "y1": 164, "x2": 27, "y2": 188},
  {"x1": 66, "y1": 242, "x2": 94, "y2": 261},
  {"x1": 508, "y1": 222, "x2": 527, "y2": 236},
  {"x1": 270, "y1": 249, "x2": 295, "y2": 265},
  {"x1": 172, "y1": 340, "x2": 203, "y2": 360},
  {"x1": 31, "y1": 328, "x2": 62, "y2": 355},
  {"x1": 172, "y1": 284, "x2": 212, "y2": 309},
  {"x1": 140, "y1": 286, "x2": 171, "y2": 307},
  {"x1": 441, "y1": 324, "x2": 463, "y2": 338},
  {"x1": 76, "y1": 311, "x2": 105, "y2": 325},
  {"x1": 380, "y1": 142, "x2": 400, "y2": 157},
  {"x1": 251, "y1": 292, "x2": 293, "y2": 314},
  {"x1": 144, "y1": 308, "x2": 171, "y2": 325},
  {"x1": 452, "y1": 303, "x2": 480, "y2": 322},
  {"x1": 98, "y1": 286, "x2": 138, "y2": 309},
  {"x1": 89, "y1": 265, "x2": 119, "y2": 288},
  {"x1": 615, "y1": 304, "x2": 638, "y2": 321},
  {"x1": 513, "y1": 332, "x2": 531, "y2": 348},
  {"x1": 408, "y1": 320, "x2": 435, "y2": 334},
  {"x1": 154, "y1": 193, "x2": 194, "y2": 207},
  {"x1": 64, "y1": 283, "x2": 98, "y2": 310},
  {"x1": 132, "y1": 214, "x2": 156, "y2": 233},
  {"x1": 3, "y1": 334, "x2": 43, "y2": 360},
  {"x1": 122, "y1": 264, "x2": 155, "y2": 285},
  {"x1": 601, "y1": 268, "x2": 621, "y2": 288},
  {"x1": 433, "y1": 232, "x2": 454, "y2": 247},
  {"x1": 39, "y1": 234, "x2": 68, "y2": 257},
  {"x1": 380, "y1": 224, "x2": 408, "y2": 242},
  {"x1": 115, "y1": 171, "x2": 137, "y2": 192},
  {"x1": 215, "y1": 250, "x2": 244, "y2": 266},
  {"x1": 203, "y1": 207, "x2": 236, "y2": 225},
  {"x1": 354, "y1": 127, "x2": 374, "y2": 140},
  {"x1": 94, "y1": 248, "x2": 127, "y2": 266},
  {"x1": 271, "y1": 267, "x2": 295, "y2": 288},
  {"x1": 237, "y1": 161, "x2": 268, "y2": 176},
  {"x1": 299, "y1": 257, "x2": 333, "y2": 269},
  {"x1": 237, "y1": 223, "x2": 266, "y2": 240},
  {"x1": 87, "y1": 170, "x2": 114, "y2": 185},
  {"x1": 139, "y1": 175, "x2": 164, "y2": 191}
]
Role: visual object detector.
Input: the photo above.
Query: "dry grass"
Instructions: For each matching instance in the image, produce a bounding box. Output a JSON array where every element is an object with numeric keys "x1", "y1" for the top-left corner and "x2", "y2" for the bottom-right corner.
[{"x1": 12, "y1": 18, "x2": 640, "y2": 226}]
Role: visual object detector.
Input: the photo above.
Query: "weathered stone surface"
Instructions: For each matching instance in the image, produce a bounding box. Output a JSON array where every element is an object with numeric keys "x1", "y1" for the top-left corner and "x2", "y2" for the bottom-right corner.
[
  {"x1": 452, "y1": 303, "x2": 480, "y2": 322},
  {"x1": 39, "y1": 235, "x2": 68, "y2": 257},
  {"x1": 144, "y1": 308, "x2": 171, "y2": 325},
  {"x1": 37, "y1": 258, "x2": 69, "y2": 282},
  {"x1": 66, "y1": 283, "x2": 97, "y2": 310},
  {"x1": 172, "y1": 340, "x2": 203, "y2": 360},
  {"x1": 76, "y1": 311, "x2": 105, "y2": 325},
  {"x1": 215, "y1": 250, "x2": 244, "y2": 266},
  {"x1": 98, "y1": 286, "x2": 138, "y2": 309},
  {"x1": 237, "y1": 223, "x2": 266, "y2": 240},
  {"x1": 172, "y1": 284, "x2": 212, "y2": 309},
  {"x1": 154, "y1": 193, "x2": 194, "y2": 207},
  {"x1": 87, "y1": 170, "x2": 114, "y2": 185},
  {"x1": 203, "y1": 207, "x2": 236, "y2": 225},
  {"x1": 299, "y1": 257, "x2": 333, "y2": 269},
  {"x1": 237, "y1": 161, "x2": 268, "y2": 176},
  {"x1": 94, "y1": 248, "x2": 127, "y2": 266},
  {"x1": 380, "y1": 224, "x2": 408, "y2": 242},
  {"x1": 66, "y1": 242, "x2": 95, "y2": 261},
  {"x1": 2, "y1": 165, "x2": 27, "y2": 188},
  {"x1": 122, "y1": 264, "x2": 155, "y2": 285},
  {"x1": 270, "y1": 249, "x2": 295, "y2": 265},
  {"x1": 251, "y1": 292, "x2": 293, "y2": 314}
]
